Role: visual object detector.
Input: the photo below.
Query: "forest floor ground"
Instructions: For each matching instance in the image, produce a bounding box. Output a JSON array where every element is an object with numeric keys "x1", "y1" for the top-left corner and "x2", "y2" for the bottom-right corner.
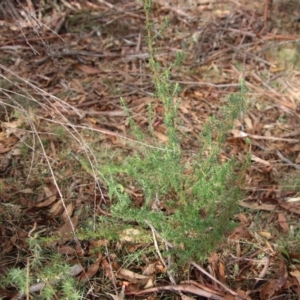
[{"x1": 1, "y1": 0, "x2": 300, "y2": 299}]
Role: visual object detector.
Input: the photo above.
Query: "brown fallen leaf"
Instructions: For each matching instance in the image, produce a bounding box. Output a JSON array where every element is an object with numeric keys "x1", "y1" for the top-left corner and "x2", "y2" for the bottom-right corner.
[
  {"x1": 142, "y1": 263, "x2": 156, "y2": 276},
  {"x1": 236, "y1": 288, "x2": 252, "y2": 300},
  {"x1": 279, "y1": 201, "x2": 300, "y2": 215},
  {"x1": 89, "y1": 239, "x2": 109, "y2": 249},
  {"x1": 62, "y1": 203, "x2": 74, "y2": 223},
  {"x1": 107, "y1": 285, "x2": 125, "y2": 300},
  {"x1": 56, "y1": 216, "x2": 78, "y2": 238},
  {"x1": 154, "y1": 131, "x2": 168, "y2": 142},
  {"x1": 278, "y1": 212, "x2": 289, "y2": 233},
  {"x1": 74, "y1": 63, "x2": 100, "y2": 75},
  {"x1": 49, "y1": 200, "x2": 63, "y2": 218},
  {"x1": 79, "y1": 254, "x2": 102, "y2": 282},
  {"x1": 290, "y1": 269, "x2": 300, "y2": 284},
  {"x1": 18, "y1": 188, "x2": 33, "y2": 194},
  {"x1": 260, "y1": 260, "x2": 288, "y2": 299},
  {"x1": 239, "y1": 200, "x2": 276, "y2": 211},
  {"x1": 287, "y1": 275, "x2": 300, "y2": 298},
  {"x1": 143, "y1": 276, "x2": 154, "y2": 289},
  {"x1": 116, "y1": 268, "x2": 150, "y2": 285},
  {"x1": 260, "y1": 279, "x2": 279, "y2": 299},
  {"x1": 229, "y1": 225, "x2": 252, "y2": 240},
  {"x1": 258, "y1": 231, "x2": 272, "y2": 239},
  {"x1": 222, "y1": 293, "x2": 236, "y2": 300},
  {"x1": 235, "y1": 213, "x2": 249, "y2": 224},
  {"x1": 126, "y1": 284, "x2": 223, "y2": 299},
  {"x1": 35, "y1": 195, "x2": 57, "y2": 208},
  {"x1": 101, "y1": 258, "x2": 116, "y2": 283},
  {"x1": 180, "y1": 294, "x2": 195, "y2": 300},
  {"x1": 182, "y1": 280, "x2": 223, "y2": 297},
  {"x1": 57, "y1": 246, "x2": 76, "y2": 255},
  {"x1": 219, "y1": 262, "x2": 226, "y2": 285},
  {"x1": 35, "y1": 184, "x2": 57, "y2": 207},
  {"x1": 251, "y1": 154, "x2": 271, "y2": 166},
  {"x1": 208, "y1": 252, "x2": 219, "y2": 269}
]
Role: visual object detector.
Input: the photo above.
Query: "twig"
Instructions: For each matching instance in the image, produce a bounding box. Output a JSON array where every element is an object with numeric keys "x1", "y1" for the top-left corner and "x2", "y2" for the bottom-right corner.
[
  {"x1": 258, "y1": 0, "x2": 272, "y2": 35},
  {"x1": 235, "y1": 130, "x2": 298, "y2": 143},
  {"x1": 249, "y1": 140, "x2": 293, "y2": 168},
  {"x1": 3, "y1": 0, "x2": 21, "y2": 20},
  {"x1": 190, "y1": 261, "x2": 245, "y2": 300},
  {"x1": 145, "y1": 220, "x2": 176, "y2": 285},
  {"x1": 253, "y1": 255, "x2": 270, "y2": 289},
  {"x1": 276, "y1": 150, "x2": 300, "y2": 170},
  {"x1": 126, "y1": 284, "x2": 223, "y2": 299},
  {"x1": 224, "y1": 43, "x2": 276, "y2": 67},
  {"x1": 172, "y1": 81, "x2": 240, "y2": 88}
]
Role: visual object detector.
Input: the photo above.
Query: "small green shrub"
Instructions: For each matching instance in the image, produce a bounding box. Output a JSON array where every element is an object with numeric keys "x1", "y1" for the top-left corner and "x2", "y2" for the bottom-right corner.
[
  {"x1": 0, "y1": 235, "x2": 83, "y2": 299},
  {"x1": 95, "y1": 0, "x2": 248, "y2": 263}
]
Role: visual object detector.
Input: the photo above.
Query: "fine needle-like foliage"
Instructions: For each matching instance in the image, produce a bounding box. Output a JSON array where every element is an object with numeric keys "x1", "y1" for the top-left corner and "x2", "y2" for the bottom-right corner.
[
  {"x1": 96, "y1": 0, "x2": 248, "y2": 263},
  {"x1": 0, "y1": 234, "x2": 83, "y2": 299}
]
